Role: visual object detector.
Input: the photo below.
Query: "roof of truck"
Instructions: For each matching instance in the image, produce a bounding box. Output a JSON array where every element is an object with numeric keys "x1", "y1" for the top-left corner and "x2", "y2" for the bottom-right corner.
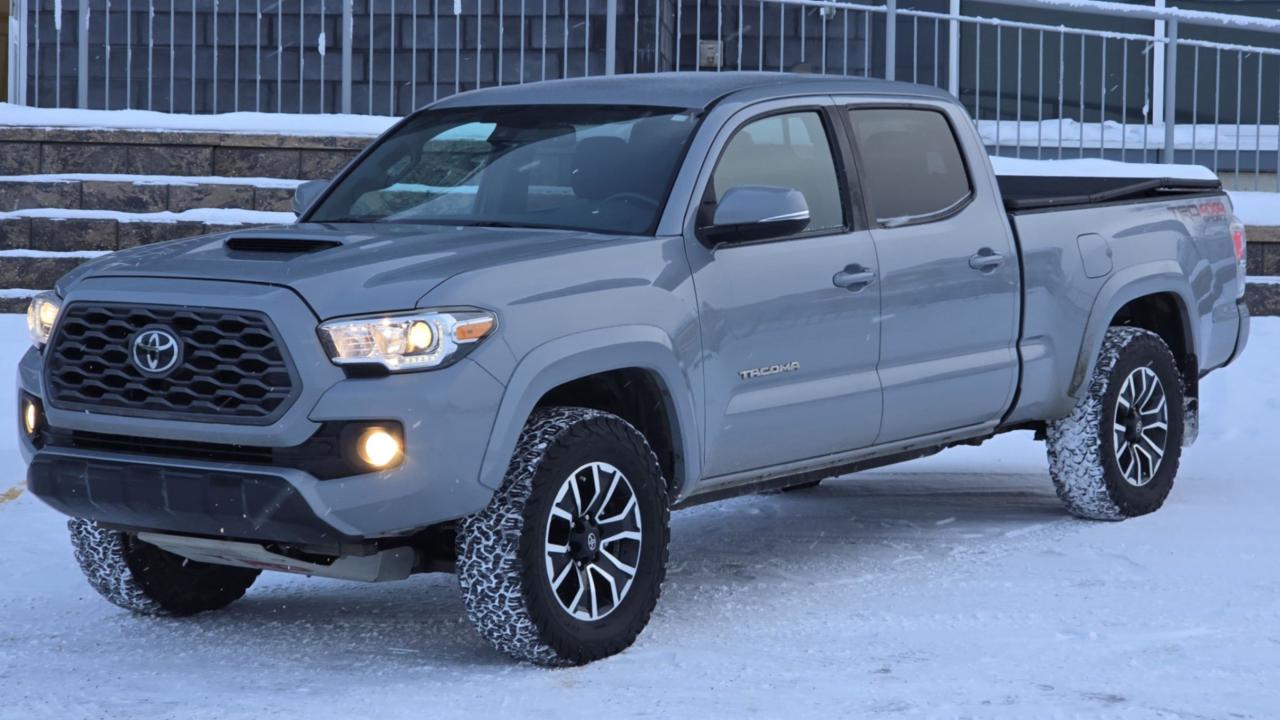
[{"x1": 431, "y1": 72, "x2": 956, "y2": 111}]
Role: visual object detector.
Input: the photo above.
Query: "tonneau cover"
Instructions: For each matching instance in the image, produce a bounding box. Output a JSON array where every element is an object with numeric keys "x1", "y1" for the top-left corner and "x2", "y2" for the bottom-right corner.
[{"x1": 999, "y1": 175, "x2": 1223, "y2": 212}]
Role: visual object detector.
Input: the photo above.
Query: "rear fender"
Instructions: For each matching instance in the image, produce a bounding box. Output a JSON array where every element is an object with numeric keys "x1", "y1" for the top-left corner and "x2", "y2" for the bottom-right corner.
[{"x1": 1070, "y1": 262, "x2": 1198, "y2": 402}]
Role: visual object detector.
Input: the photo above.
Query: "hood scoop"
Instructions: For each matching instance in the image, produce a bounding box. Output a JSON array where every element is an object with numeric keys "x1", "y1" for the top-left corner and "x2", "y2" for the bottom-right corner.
[{"x1": 225, "y1": 235, "x2": 344, "y2": 254}]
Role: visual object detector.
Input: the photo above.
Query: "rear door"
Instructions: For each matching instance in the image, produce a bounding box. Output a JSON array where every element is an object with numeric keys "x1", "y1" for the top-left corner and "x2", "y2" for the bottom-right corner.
[
  {"x1": 687, "y1": 100, "x2": 883, "y2": 480},
  {"x1": 845, "y1": 103, "x2": 1020, "y2": 444}
]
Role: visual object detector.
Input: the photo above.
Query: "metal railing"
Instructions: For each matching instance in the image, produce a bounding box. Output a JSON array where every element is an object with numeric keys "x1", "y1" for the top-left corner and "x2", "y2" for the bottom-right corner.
[{"x1": 9, "y1": 0, "x2": 1280, "y2": 186}]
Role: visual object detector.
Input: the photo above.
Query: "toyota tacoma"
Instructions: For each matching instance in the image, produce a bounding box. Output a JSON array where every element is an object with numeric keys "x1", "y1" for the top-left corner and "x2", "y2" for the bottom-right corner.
[{"x1": 18, "y1": 73, "x2": 1250, "y2": 665}]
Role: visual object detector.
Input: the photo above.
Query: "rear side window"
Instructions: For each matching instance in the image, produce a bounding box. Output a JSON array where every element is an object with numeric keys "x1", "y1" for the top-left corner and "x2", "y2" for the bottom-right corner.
[
  {"x1": 848, "y1": 108, "x2": 971, "y2": 223},
  {"x1": 712, "y1": 111, "x2": 844, "y2": 233}
]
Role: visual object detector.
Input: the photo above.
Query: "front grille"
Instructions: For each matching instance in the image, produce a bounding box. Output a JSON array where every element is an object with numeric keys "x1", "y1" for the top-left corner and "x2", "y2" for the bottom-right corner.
[{"x1": 44, "y1": 303, "x2": 299, "y2": 424}]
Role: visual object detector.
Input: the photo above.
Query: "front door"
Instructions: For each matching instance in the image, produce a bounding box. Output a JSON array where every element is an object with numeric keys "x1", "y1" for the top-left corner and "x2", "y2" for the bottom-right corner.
[
  {"x1": 689, "y1": 105, "x2": 883, "y2": 479},
  {"x1": 846, "y1": 105, "x2": 1021, "y2": 444}
]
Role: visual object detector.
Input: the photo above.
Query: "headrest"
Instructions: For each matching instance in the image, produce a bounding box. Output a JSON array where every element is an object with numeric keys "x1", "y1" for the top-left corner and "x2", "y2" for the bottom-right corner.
[{"x1": 571, "y1": 136, "x2": 629, "y2": 201}]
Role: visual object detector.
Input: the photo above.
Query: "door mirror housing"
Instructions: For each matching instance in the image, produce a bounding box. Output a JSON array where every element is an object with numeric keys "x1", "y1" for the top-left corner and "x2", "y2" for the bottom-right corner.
[
  {"x1": 701, "y1": 185, "x2": 811, "y2": 244},
  {"x1": 293, "y1": 180, "x2": 329, "y2": 216}
]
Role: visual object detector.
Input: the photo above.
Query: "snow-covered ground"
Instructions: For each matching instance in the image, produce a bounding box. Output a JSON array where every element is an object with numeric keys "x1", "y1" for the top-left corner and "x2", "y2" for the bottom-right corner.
[{"x1": 1, "y1": 313, "x2": 1277, "y2": 719}]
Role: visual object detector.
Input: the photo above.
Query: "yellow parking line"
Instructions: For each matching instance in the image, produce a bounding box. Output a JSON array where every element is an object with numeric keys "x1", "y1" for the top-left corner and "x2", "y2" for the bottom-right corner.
[{"x1": 0, "y1": 485, "x2": 24, "y2": 505}]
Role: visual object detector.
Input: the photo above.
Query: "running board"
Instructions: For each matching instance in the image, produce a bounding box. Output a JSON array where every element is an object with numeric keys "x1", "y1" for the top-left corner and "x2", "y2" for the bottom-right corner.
[{"x1": 136, "y1": 532, "x2": 415, "y2": 583}]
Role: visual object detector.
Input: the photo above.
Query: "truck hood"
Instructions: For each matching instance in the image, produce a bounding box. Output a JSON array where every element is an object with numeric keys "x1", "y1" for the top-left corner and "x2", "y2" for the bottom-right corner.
[{"x1": 61, "y1": 223, "x2": 608, "y2": 318}]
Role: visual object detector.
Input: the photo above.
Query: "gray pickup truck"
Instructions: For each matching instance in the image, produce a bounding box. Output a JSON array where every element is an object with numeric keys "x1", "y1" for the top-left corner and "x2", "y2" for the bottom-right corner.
[{"x1": 19, "y1": 73, "x2": 1249, "y2": 666}]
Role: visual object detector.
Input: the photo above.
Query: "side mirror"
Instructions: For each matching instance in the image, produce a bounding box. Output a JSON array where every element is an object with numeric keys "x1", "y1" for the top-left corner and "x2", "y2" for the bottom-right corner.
[
  {"x1": 293, "y1": 180, "x2": 328, "y2": 216},
  {"x1": 701, "y1": 185, "x2": 811, "y2": 244}
]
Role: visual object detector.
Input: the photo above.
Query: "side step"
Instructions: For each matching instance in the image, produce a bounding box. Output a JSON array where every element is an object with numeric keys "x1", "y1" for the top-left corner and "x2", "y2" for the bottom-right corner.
[{"x1": 137, "y1": 532, "x2": 417, "y2": 583}]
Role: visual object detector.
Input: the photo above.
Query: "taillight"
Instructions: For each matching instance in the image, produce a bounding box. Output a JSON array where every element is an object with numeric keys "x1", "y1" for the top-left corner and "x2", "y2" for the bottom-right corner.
[{"x1": 1230, "y1": 217, "x2": 1248, "y2": 299}]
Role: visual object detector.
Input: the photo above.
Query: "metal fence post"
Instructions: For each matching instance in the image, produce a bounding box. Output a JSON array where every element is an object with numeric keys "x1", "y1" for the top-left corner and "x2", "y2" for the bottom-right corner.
[
  {"x1": 341, "y1": 1, "x2": 354, "y2": 114},
  {"x1": 885, "y1": 0, "x2": 897, "y2": 81},
  {"x1": 77, "y1": 0, "x2": 88, "y2": 108},
  {"x1": 1162, "y1": 18, "x2": 1178, "y2": 164},
  {"x1": 948, "y1": 0, "x2": 960, "y2": 96},
  {"x1": 8, "y1": 0, "x2": 27, "y2": 105},
  {"x1": 605, "y1": 0, "x2": 618, "y2": 75}
]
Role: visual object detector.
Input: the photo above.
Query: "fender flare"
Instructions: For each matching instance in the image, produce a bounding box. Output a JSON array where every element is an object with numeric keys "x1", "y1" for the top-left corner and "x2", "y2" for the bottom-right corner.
[
  {"x1": 476, "y1": 326, "x2": 703, "y2": 496},
  {"x1": 1069, "y1": 261, "x2": 1198, "y2": 400}
]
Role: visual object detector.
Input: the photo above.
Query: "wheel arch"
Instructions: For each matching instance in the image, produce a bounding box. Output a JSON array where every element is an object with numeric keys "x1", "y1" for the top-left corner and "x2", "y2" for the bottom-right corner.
[
  {"x1": 478, "y1": 326, "x2": 702, "y2": 501},
  {"x1": 1071, "y1": 264, "x2": 1199, "y2": 401}
]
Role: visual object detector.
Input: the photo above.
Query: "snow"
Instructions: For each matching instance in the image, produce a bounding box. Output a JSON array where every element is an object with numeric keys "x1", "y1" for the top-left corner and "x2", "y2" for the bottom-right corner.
[
  {"x1": 0, "y1": 207, "x2": 295, "y2": 226},
  {"x1": 1007, "y1": 0, "x2": 1280, "y2": 32},
  {"x1": 0, "y1": 249, "x2": 110, "y2": 259},
  {"x1": 990, "y1": 155, "x2": 1219, "y2": 181},
  {"x1": 0, "y1": 289, "x2": 41, "y2": 298},
  {"x1": 0, "y1": 103, "x2": 396, "y2": 138},
  {"x1": 0, "y1": 173, "x2": 306, "y2": 189},
  {"x1": 0, "y1": 314, "x2": 1277, "y2": 718},
  {"x1": 978, "y1": 119, "x2": 1280, "y2": 151},
  {"x1": 1224, "y1": 191, "x2": 1280, "y2": 227}
]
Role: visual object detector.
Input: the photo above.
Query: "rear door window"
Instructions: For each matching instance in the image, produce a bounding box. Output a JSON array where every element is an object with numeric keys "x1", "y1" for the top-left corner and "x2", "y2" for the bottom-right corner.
[{"x1": 847, "y1": 108, "x2": 972, "y2": 224}]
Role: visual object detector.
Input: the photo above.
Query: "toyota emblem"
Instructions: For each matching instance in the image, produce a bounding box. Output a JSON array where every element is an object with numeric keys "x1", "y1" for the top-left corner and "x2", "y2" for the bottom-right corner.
[{"x1": 131, "y1": 328, "x2": 182, "y2": 376}]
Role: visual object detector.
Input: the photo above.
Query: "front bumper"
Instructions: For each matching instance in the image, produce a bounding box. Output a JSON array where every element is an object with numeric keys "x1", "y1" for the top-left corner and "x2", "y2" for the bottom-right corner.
[
  {"x1": 19, "y1": 278, "x2": 507, "y2": 546},
  {"x1": 28, "y1": 451, "x2": 360, "y2": 548}
]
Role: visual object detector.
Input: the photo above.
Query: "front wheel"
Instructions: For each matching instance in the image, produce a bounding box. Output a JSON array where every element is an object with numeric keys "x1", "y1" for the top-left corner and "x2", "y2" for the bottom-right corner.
[
  {"x1": 68, "y1": 519, "x2": 260, "y2": 615},
  {"x1": 456, "y1": 407, "x2": 670, "y2": 666},
  {"x1": 1045, "y1": 327, "x2": 1184, "y2": 520}
]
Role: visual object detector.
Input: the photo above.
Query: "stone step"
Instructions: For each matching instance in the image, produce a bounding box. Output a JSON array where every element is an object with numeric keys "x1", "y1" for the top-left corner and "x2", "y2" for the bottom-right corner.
[
  {"x1": 0, "y1": 209, "x2": 293, "y2": 254},
  {"x1": 0, "y1": 175, "x2": 302, "y2": 214},
  {"x1": 0, "y1": 127, "x2": 368, "y2": 180}
]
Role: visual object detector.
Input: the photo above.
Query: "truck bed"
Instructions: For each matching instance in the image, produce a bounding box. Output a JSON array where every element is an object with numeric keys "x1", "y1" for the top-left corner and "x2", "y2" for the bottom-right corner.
[{"x1": 998, "y1": 175, "x2": 1223, "y2": 212}]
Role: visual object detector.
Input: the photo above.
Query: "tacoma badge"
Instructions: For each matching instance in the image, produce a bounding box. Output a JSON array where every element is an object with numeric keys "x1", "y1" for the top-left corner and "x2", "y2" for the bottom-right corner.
[{"x1": 738, "y1": 362, "x2": 800, "y2": 380}]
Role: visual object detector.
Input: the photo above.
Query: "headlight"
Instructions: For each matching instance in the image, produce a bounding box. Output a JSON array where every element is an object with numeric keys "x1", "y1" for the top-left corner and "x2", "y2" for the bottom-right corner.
[
  {"x1": 318, "y1": 309, "x2": 497, "y2": 371},
  {"x1": 26, "y1": 291, "x2": 62, "y2": 347}
]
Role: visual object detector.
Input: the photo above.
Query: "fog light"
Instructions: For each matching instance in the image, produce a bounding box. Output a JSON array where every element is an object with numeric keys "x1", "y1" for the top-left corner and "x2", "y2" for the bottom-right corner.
[
  {"x1": 21, "y1": 396, "x2": 41, "y2": 437},
  {"x1": 356, "y1": 427, "x2": 402, "y2": 469}
]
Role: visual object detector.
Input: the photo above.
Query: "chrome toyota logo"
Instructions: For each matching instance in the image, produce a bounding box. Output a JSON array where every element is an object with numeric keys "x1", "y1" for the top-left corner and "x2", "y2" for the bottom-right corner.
[{"x1": 131, "y1": 328, "x2": 182, "y2": 376}]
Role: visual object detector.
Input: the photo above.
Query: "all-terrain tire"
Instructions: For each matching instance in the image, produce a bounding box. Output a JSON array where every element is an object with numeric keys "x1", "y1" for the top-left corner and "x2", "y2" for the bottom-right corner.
[
  {"x1": 68, "y1": 519, "x2": 260, "y2": 615},
  {"x1": 1045, "y1": 327, "x2": 1184, "y2": 520},
  {"x1": 456, "y1": 407, "x2": 670, "y2": 666}
]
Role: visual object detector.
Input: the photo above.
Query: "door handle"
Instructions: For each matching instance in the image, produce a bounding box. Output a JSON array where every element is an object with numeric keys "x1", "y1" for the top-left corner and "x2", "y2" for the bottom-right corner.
[
  {"x1": 968, "y1": 249, "x2": 1006, "y2": 272},
  {"x1": 833, "y1": 265, "x2": 877, "y2": 291}
]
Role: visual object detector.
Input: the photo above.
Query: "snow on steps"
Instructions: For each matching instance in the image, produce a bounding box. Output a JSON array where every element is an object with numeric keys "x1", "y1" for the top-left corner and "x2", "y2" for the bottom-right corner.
[
  {"x1": 0, "y1": 174, "x2": 304, "y2": 214},
  {"x1": 0, "y1": 205, "x2": 296, "y2": 311}
]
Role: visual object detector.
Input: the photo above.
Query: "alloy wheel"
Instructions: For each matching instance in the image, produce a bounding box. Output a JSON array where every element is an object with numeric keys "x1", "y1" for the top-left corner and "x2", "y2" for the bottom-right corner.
[
  {"x1": 543, "y1": 462, "x2": 643, "y2": 621},
  {"x1": 1112, "y1": 366, "x2": 1170, "y2": 487}
]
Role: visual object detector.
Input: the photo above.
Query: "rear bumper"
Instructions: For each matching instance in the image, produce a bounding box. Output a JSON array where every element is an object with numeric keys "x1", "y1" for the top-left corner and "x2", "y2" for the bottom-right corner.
[
  {"x1": 1226, "y1": 299, "x2": 1251, "y2": 367},
  {"x1": 27, "y1": 450, "x2": 360, "y2": 550}
]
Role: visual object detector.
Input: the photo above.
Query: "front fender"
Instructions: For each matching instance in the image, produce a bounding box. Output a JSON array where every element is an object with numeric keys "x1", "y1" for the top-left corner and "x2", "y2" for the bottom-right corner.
[
  {"x1": 1069, "y1": 262, "x2": 1198, "y2": 401},
  {"x1": 477, "y1": 326, "x2": 703, "y2": 498}
]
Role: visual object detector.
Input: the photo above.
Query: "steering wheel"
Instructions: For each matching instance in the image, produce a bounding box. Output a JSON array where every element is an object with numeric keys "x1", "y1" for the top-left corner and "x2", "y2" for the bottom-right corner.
[{"x1": 599, "y1": 192, "x2": 661, "y2": 211}]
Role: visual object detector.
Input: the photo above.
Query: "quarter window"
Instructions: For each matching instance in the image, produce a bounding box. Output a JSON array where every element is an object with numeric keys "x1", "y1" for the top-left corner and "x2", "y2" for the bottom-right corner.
[
  {"x1": 711, "y1": 111, "x2": 844, "y2": 233},
  {"x1": 848, "y1": 108, "x2": 972, "y2": 223}
]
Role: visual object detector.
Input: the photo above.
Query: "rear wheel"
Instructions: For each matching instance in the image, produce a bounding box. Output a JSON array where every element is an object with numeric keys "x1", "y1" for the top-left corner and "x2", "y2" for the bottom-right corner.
[
  {"x1": 1045, "y1": 327, "x2": 1184, "y2": 520},
  {"x1": 457, "y1": 407, "x2": 670, "y2": 665},
  {"x1": 68, "y1": 519, "x2": 259, "y2": 615}
]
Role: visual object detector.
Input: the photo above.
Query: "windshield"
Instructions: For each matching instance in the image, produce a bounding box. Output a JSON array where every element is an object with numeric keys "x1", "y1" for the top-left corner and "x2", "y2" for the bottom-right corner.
[{"x1": 308, "y1": 104, "x2": 700, "y2": 235}]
